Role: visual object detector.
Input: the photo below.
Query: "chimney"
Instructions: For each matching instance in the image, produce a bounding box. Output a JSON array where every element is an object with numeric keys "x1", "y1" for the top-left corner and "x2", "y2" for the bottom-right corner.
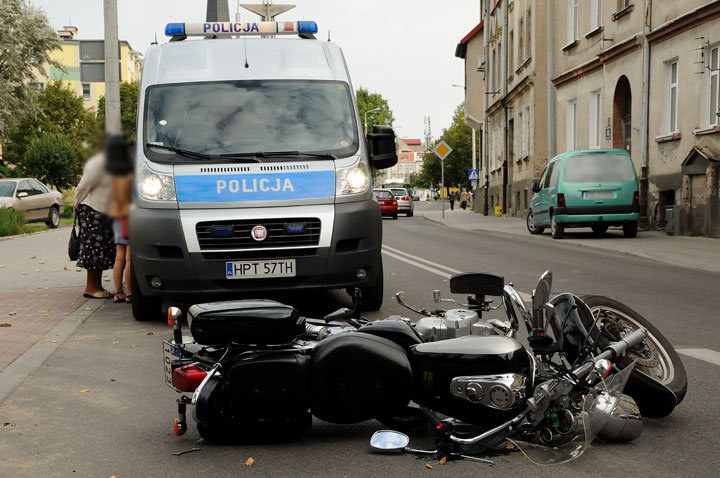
[{"x1": 57, "y1": 26, "x2": 78, "y2": 39}]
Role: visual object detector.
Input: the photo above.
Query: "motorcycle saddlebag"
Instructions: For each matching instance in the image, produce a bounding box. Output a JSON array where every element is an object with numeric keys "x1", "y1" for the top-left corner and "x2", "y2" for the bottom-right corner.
[
  {"x1": 311, "y1": 332, "x2": 413, "y2": 424},
  {"x1": 188, "y1": 300, "x2": 304, "y2": 346}
]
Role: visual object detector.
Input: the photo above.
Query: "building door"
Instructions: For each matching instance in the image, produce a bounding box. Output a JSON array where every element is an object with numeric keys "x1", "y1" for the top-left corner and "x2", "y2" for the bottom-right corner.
[{"x1": 613, "y1": 76, "x2": 632, "y2": 152}]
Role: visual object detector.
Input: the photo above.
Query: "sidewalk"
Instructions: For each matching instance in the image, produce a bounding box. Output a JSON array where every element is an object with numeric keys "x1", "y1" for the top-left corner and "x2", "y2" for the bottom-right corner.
[{"x1": 422, "y1": 208, "x2": 720, "y2": 274}]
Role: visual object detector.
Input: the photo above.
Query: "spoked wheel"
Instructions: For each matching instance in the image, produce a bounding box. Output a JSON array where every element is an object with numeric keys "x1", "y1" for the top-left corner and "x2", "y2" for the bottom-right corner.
[{"x1": 581, "y1": 296, "x2": 687, "y2": 418}]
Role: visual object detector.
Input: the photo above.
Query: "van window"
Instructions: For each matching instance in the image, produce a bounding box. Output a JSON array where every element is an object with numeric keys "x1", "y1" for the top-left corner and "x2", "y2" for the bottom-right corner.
[
  {"x1": 549, "y1": 163, "x2": 560, "y2": 188},
  {"x1": 144, "y1": 80, "x2": 358, "y2": 161},
  {"x1": 543, "y1": 163, "x2": 555, "y2": 188},
  {"x1": 563, "y1": 154, "x2": 635, "y2": 183}
]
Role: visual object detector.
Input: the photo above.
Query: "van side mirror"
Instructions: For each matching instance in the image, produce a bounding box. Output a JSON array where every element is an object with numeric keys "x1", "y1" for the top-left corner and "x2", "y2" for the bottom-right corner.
[
  {"x1": 532, "y1": 182, "x2": 540, "y2": 193},
  {"x1": 367, "y1": 125, "x2": 398, "y2": 169}
]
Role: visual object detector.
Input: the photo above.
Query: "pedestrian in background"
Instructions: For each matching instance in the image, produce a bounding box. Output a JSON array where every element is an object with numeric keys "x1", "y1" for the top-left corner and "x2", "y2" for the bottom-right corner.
[
  {"x1": 74, "y1": 151, "x2": 115, "y2": 299},
  {"x1": 460, "y1": 189, "x2": 469, "y2": 210},
  {"x1": 449, "y1": 190, "x2": 455, "y2": 210}
]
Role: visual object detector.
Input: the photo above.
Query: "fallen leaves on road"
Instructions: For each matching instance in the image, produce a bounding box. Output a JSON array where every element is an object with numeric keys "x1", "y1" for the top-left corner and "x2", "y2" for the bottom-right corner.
[
  {"x1": 130, "y1": 344, "x2": 137, "y2": 348},
  {"x1": 64, "y1": 266, "x2": 70, "y2": 271},
  {"x1": 8, "y1": 311, "x2": 16, "y2": 316},
  {"x1": 52, "y1": 269, "x2": 59, "y2": 272},
  {"x1": 79, "y1": 389, "x2": 89, "y2": 393},
  {"x1": 0, "y1": 264, "x2": 5, "y2": 268},
  {"x1": 49, "y1": 340, "x2": 58, "y2": 343},
  {"x1": 43, "y1": 313, "x2": 49, "y2": 317},
  {"x1": 39, "y1": 260, "x2": 44, "y2": 264},
  {"x1": 426, "y1": 464, "x2": 433, "y2": 469},
  {"x1": 437, "y1": 457, "x2": 447, "y2": 465},
  {"x1": 0, "y1": 323, "x2": 11, "y2": 327},
  {"x1": 76, "y1": 268, "x2": 82, "y2": 272},
  {"x1": 112, "y1": 341, "x2": 119, "y2": 345},
  {"x1": 84, "y1": 307, "x2": 93, "y2": 311},
  {"x1": 245, "y1": 457, "x2": 255, "y2": 466},
  {"x1": 30, "y1": 256, "x2": 36, "y2": 259},
  {"x1": 110, "y1": 378, "x2": 116, "y2": 382},
  {"x1": 22, "y1": 272, "x2": 28, "y2": 275}
]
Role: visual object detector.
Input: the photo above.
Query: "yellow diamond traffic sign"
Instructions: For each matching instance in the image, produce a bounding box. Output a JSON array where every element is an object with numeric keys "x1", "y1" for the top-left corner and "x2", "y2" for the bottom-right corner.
[{"x1": 433, "y1": 140, "x2": 453, "y2": 160}]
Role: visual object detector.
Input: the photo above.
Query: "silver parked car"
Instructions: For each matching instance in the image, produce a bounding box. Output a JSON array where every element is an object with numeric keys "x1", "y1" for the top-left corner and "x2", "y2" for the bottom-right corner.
[
  {"x1": 390, "y1": 188, "x2": 414, "y2": 217},
  {"x1": 0, "y1": 178, "x2": 63, "y2": 228}
]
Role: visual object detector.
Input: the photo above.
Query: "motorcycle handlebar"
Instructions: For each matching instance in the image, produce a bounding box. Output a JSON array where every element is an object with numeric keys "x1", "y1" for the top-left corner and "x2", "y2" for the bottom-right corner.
[{"x1": 572, "y1": 327, "x2": 647, "y2": 379}]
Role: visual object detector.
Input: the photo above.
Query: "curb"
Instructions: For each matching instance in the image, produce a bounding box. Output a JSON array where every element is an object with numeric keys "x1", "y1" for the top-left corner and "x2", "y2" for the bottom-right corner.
[
  {"x1": 0, "y1": 298, "x2": 98, "y2": 405},
  {"x1": 0, "y1": 223, "x2": 72, "y2": 242}
]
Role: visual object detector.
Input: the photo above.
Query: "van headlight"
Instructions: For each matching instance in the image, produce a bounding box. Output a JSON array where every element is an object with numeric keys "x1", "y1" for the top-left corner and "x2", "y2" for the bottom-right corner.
[
  {"x1": 336, "y1": 160, "x2": 370, "y2": 196},
  {"x1": 139, "y1": 163, "x2": 176, "y2": 201}
]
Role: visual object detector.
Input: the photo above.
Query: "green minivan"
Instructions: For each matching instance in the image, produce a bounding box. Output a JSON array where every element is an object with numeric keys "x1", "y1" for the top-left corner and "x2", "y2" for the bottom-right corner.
[{"x1": 527, "y1": 149, "x2": 640, "y2": 239}]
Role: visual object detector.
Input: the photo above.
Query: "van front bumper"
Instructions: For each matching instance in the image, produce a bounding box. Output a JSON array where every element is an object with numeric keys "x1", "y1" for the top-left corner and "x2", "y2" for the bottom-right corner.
[{"x1": 129, "y1": 201, "x2": 382, "y2": 300}]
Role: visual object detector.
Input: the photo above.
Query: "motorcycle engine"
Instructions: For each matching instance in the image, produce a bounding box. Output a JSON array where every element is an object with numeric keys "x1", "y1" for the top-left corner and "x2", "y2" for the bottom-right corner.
[{"x1": 414, "y1": 309, "x2": 500, "y2": 341}]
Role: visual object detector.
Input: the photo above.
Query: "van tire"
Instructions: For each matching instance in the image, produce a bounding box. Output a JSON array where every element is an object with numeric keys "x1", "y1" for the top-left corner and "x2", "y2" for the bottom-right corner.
[
  {"x1": 130, "y1": 263, "x2": 162, "y2": 321},
  {"x1": 359, "y1": 263, "x2": 383, "y2": 311},
  {"x1": 591, "y1": 224, "x2": 608, "y2": 235},
  {"x1": 551, "y1": 215, "x2": 564, "y2": 239},
  {"x1": 623, "y1": 221, "x2": 638, "y2": 238},
  {"x1": 527, "y1": 211, "x2": 544, "y2": 234}
]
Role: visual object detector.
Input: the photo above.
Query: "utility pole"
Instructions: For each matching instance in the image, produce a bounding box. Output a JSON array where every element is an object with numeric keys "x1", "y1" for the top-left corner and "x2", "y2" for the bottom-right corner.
[
  {"x1": 207, "y1": 0, "x2": 230, "y2": 21},
  {"x1": 103, "y1": 0, "x2": 121, "y2": 134},
  {"x1": 423, "y1": 116, "x2": 432, "y2": 151},
  {"x1": 239, "y1": 0, "x2": 295, "y2": 21}
]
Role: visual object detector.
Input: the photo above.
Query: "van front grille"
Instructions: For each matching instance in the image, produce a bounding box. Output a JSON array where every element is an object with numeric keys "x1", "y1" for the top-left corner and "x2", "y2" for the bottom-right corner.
[{"x1": 196, "y1": 218, "x2": 321, "y2": 250}]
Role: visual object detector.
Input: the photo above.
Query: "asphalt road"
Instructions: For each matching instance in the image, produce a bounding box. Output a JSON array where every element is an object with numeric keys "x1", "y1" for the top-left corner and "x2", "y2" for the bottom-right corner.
[{"x1": 1, "y1": 201, "x2": 719, "y2": 477}]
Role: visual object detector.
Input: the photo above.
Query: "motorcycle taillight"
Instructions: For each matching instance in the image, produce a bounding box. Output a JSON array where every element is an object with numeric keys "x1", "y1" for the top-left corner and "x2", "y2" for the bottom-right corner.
[{"x1": 172, "y1": 364, "x2": 207, "y2": 392}]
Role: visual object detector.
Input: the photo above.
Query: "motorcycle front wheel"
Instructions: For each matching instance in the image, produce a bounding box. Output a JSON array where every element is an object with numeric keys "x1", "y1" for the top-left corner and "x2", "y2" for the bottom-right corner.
[{"x1": 581, "y1": 296, "x2": 687, "y2": 418}]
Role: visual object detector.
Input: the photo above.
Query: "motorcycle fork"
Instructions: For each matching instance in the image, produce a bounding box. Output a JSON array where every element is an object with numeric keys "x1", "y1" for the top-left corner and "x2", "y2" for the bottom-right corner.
[{"x1": 174, "y1": 395, "x2": 192, "y2": 436}]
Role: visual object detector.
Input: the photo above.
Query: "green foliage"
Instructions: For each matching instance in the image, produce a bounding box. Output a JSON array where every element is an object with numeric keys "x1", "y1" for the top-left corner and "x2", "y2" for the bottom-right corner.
[
  {"x1": 22, "y1": 133, "x2": 81, "y2": 190},
  {"x1": 356, "y1": 87, "x2": 395, "y2": 134},
  {"x1": 97, "y1": 82, "x2": 140, "y2": 141},
  {"x1": 62, "y1": 203, "x2": 74, "y2": 218},
  {"x1": 4, "y1": 81, "x2": 96, "y2": 168},
  {"x1": 0, "y1": 206, "x2": 26, "y2": 237},
  {"x1": 0, "y1": 0, "x2": 60, "y2": 138},
  {"x1": 418, "y1": 103, "x2": 475, "y2": 189}
]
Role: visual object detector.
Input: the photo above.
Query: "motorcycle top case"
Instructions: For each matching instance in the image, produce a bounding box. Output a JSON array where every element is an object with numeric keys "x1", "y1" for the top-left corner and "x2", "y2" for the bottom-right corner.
[{"x1": 188, "y1": 299, "x2": 305, "y2": 345}]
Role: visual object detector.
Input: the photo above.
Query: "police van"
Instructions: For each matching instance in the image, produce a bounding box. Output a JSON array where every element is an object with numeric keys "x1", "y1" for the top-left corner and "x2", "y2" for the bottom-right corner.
[{"x1": 129, "y1": 20, "x2": 397, "y2": 321}]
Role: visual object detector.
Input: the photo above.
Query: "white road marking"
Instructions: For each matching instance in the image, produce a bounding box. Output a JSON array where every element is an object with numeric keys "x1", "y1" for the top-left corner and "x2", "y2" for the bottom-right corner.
[
  {"x1": 677, "y1": 348, "x2": 720, "y2": 367},
  {"x1": 382, "y1": 246, "x2": 532, "y2": 302}
]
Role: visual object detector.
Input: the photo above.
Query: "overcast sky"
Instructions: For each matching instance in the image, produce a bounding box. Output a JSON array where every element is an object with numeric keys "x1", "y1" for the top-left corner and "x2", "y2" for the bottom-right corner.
[{"x1": 30, "y1": 0, "x2": 480, "y2": 141}]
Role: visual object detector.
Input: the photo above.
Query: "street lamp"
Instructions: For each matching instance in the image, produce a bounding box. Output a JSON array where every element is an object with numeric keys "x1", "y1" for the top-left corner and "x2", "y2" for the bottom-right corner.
[{"x1": 364, "y1": 107, "x2": 381, "y2": 134}]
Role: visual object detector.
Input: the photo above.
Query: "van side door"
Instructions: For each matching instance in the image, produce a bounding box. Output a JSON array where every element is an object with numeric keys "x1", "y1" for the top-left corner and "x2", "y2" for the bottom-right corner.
[{"x1": 534, "y1": 164, "x2": 553, "y2": 226}]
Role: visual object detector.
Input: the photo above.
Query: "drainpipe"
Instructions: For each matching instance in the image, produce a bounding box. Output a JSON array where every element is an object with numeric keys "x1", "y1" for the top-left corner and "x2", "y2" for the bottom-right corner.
[
  {"x1": 502, "y1": 0, "x2": 509, "y2": 214},
  {"x1": 547, "y1": 0, "x2": 556, "y2": 159},
  {"x1": 483, "y1": 0, "x2": 490, "y2": 216},
  {"x1": 640, "y1": 0, "x2": 652, "y2": 226}
]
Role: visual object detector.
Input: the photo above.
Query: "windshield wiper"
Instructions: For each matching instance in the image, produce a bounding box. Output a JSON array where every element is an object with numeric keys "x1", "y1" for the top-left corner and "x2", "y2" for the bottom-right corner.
[
  {"x1": 145, "y1": 143, "x2": 214, "y2": 161},
  {"x1": 219, "y1": 150, "x2": 336, "y2": 160}
]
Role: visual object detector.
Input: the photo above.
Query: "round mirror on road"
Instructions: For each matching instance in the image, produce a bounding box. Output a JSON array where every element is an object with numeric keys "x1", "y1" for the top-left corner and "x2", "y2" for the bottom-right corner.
[{"x1": 370, "y1": 430, "x2": 409, "y2": 451}]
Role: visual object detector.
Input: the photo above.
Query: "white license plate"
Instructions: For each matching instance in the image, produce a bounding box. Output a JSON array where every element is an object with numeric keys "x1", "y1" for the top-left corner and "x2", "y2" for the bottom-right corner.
[
  {"x1": 162, "y1": 341, "x2": 181, "y2": 389},
  {"x1": 585, "y1": 191, "x2": 614, "y2": 199},
  {"x1": 225, "y1": 259, "x2": 296, "y2": 279}
]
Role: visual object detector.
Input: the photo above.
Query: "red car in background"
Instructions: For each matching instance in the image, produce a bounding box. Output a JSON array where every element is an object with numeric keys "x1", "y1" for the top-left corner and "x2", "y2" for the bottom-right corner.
[{"x1": 373, "y1": 188, "x2": 398, "y2": 219}]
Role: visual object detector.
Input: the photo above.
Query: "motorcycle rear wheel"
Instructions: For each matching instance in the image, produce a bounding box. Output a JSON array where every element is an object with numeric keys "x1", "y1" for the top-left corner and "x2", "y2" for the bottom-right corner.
[{"x1": 581, "y1": 296, "x2": 687, "y2": 418}]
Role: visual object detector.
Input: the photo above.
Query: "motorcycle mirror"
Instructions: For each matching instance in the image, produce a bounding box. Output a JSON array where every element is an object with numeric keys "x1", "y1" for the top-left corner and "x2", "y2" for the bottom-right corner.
[
  {"x1": 370, "y1": 430, "x2": 409, "y2": 452},
  {"x1": 433, "y1": 290, "x2": 441, "y2": 303},
  {"x1": 531, "y1": 270, "x2": 552, "y2": 311}
]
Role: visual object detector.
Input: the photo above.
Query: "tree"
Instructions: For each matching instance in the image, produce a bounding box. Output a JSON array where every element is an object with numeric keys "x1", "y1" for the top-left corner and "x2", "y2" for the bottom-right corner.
[
  {"x1": 0, "y1": 0, "x2": 60, "y2": 139},
  {"x1": 418, "y1": 103, "x2": 474, "y2": 190},
  {"x1": 356, "y1": 87, "x2": 395, "y2": 134},
  {"x1": 4, "y1": 81, "x2": 96, "y2": 167},
  {"x1": 22, "y1": 133, "x2": 81, "y2": 190},
  {"x1": 97, "y1": 82, "x2": 140, "y2": 141}
]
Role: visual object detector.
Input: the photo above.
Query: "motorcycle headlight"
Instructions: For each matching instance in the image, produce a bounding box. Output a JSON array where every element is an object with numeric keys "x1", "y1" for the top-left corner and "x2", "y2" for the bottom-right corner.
[
  {"x1": 139, "y1": 163, "x2": 176, "y2": 201},
  {"x1": 336, "y1": 160, "x2": 370, "y2": 196}
]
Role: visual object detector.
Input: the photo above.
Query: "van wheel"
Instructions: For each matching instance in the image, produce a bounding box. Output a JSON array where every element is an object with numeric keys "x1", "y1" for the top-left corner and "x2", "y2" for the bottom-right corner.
[
  {"x1": 130, "y1": 263, "x2": 162, "y2": 321},
  {"x1": 591, "y1": 224, "x2": 608, "y2": 235},
  {"x1": 623, "y1": 221, "x2": 638, "y2": 238},
  {"x1": 46, "y1": 206, "x2": 60, "y2": 228},
  {"x1": 527, "y1": 211, "x2": 544, "y2": 235},
  {"x1": 551, "y1": 215, "x2": 564, "y2": 239},
  {"x1": 359, "y1": 263, "x2": 383, "y2": 311}
]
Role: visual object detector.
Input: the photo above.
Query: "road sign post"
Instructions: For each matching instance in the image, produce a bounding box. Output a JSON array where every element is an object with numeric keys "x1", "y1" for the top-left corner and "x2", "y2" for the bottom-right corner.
[{"x1": 432, "y1": 141, "x2": 453, "y2": 218}]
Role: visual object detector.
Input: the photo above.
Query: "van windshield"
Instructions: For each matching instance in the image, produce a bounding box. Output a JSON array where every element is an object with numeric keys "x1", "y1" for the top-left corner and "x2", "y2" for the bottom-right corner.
[
  {"x1": 563, "y1": 154, "x2": 635, "y2": 183},
  {"x1": 144, "y1": 80, "x2": 358, "y2": 161}
]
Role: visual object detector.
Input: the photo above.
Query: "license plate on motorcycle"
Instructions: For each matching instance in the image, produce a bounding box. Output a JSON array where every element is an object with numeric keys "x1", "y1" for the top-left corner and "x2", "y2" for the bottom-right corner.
[
  {"x1": 225, "y1": 259, "x2": 296, "y2": 279},
  {"x1": 584, "y1": 190, "x2": 614, "y2": 199},
  {"x1": 163, "y1": 341, "x2": 181, "y2": 389}
]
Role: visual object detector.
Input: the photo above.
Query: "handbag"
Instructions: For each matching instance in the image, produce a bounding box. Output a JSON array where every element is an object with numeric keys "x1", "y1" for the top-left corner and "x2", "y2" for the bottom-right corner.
[{"x1": 68, "y1": 214, "x2": 80, "y2": 261}]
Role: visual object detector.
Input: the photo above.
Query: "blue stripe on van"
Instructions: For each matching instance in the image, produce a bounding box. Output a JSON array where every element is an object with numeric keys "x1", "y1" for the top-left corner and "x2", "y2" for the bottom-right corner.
[{"x1": 174, "y1": 170, "x2": 335, "y2": 202}]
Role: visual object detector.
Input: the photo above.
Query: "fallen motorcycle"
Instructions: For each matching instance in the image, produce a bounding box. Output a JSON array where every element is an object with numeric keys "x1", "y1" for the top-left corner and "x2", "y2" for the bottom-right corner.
[{"x1": 162, "y1": 270, "x2": 686, "y2": 464}]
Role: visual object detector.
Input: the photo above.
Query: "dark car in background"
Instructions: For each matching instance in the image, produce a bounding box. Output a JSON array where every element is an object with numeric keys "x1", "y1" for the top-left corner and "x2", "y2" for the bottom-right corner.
[
  {"x1": 373, "y1": 189, "x2": 398, "y2": 219},
  {"x1": 0, "y1": 178, "x2": 63, "y2": 228}
]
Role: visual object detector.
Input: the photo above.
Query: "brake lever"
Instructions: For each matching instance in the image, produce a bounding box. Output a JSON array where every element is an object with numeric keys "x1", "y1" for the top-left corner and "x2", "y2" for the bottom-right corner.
[{"x1": 395, "y1": 292, "x2": 433, "y2": 316}]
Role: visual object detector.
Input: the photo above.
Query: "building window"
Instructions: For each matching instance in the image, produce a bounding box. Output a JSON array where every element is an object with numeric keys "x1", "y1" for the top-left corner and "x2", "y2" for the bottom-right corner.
[
  {"x1": 497, "y1": 41, "x2": 502, "y2": 88},
  {"x1": 525, "y1": 106, "x2": 530, "y2": 155},
  {"x1": 709, "y1": 46, "x2": 719, "y2": 126},
  {"x1": 617, "y1": 0, "x2": 631, "y2": 10},
  {"x1": 590, "y1": 0, "x2": 602, "y2": 30},
  {"x1": 518, "y1": 110, "x2": 524, "y2": 158},
  {"x1": 518, "y1": 17, "x2": 524, "y2": 63},
  {"x1": 526, "y1": 9, "x2": 532, "y2": 59},
  {"x1": 82, "y1": 83, "x2": 91, "y2": 101},
  {"x1": 567, "y1": 0, "x2": 578, "y2": 44},
  {"x1": 509, "y1": 30, "x2": 514, "y2": 73},
  {"x1": 567, "y1": 99, "x2": 577, "y2": 150},
  {"x1": 589, "y1": 90, "x2": 601, "y2": 148},
  {"x1": 668, "y1": 60, "x2": 678, "y2": 132}
]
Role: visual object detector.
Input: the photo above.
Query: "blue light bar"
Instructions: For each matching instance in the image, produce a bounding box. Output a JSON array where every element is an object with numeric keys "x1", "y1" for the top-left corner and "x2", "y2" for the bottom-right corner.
[
  {"x1": 297, "y1": 21, "x2": 318, "y2": 33},
  {"x1": 165, "y1": 23, "x2": 186, "y2": 36}
]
